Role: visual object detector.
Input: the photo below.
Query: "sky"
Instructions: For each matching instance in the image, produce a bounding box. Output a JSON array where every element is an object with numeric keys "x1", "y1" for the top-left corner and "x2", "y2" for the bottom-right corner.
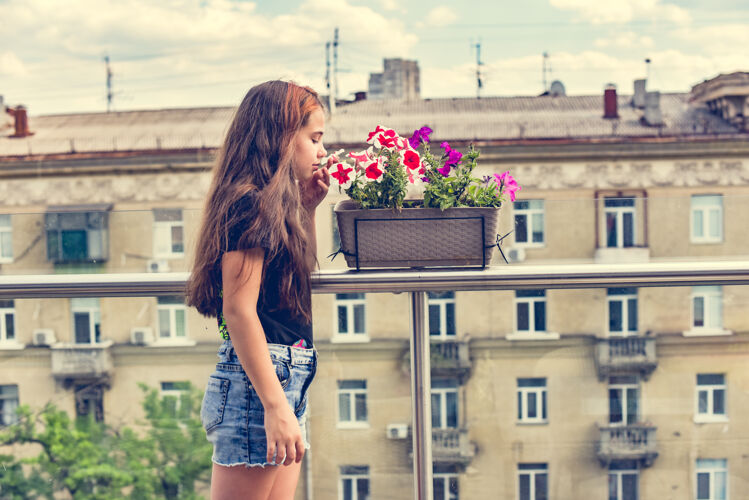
[{"x1": 1, "y1": 0, "x2": 748, "y2": 116}]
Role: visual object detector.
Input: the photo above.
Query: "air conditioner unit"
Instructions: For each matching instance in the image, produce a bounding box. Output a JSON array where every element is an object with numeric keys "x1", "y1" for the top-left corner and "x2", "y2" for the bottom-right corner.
[
  {"x1": 147, "y1": 259, "x2": 170, "y2": 273},
  {"x1": 386, "y1": 423, "x2": 409, "y2": 440},
  {"x1": 507, "y1": 247, "x2": 526, "y2": 263},
  {"x1": 130, "y1": 327, "x2": 154, "y2": 345},
  {"x1": 32, "y1": 329, "x2": 56, "y2": 346}
]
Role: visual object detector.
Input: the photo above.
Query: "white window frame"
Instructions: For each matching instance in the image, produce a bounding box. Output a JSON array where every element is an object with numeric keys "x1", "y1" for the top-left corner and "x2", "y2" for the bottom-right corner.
[
  {"x1": 607, "y1": 288, "x2": 638, "y2": 336},
  {"x1": 337, "y1": 380, "x2": 368, "y2": 428},
  {"x1": 433, "y1": 472, "x2": 459, "y2": 500},
  {"x1": 695, "y1": 374, "x2": 727, "y2": 423},
  {"x1": 428, "y1": 292, "x2": 456, "y2": 339},
  {"x1": 432, "y1": 384, "x2": 459, "y2": 429},
  {"x1": 604, "y1": 197, "x2": 636, "y2": 249},
  {"x1": 0, "y1": 300, "x2": 18, "y2": 347},
  {"x1": 333, "y1": 293, "x2": 368, "y2": 342},
  {"x1": 513, "y1": 200, "x2": 545, "y2": 247},
  {"x1": 609, "y1": 379, "x2": 639, "y2": 426},
  {"x1": 153, "y1": 209, "x2": 185, "y2": 259},
  {"x1": 71, "y1": 298, "x2": 101, "y2": 345},
  {"x1": 0, "y1": 384, "x2": 19, "y2": 426},
  {"x1": 0, "y1": 214, "x2": 13, "y2": 263},
  {"x1": 691, "y1": 195, "x2": 723, "y2": 244},
  {"x1": 160, "y1": 381, "x2": 190, "y2": 418},
  {"x1": 514, "y1": 291, "x2": 547, "y2": 334},
  {"x1": 685, "y1": 286, "x2": 730, "y2": 337},
  {"x1": 695, "y1": 459, "x2": 728, "y2": 500},
  {"x1": 608, "y1": 465, "x2": 639, "y2": 500},
  {"x1": 517, "y1": 463, "x2": 548, "y2": 500},
  {"x1": 517, "y1": 378, "x2": 548, "y2": 424},
  {"x1": 339, "y1": 466, "x2": 369, "y2": 500},
  {"x1": 157, "y1": 297, "x2": 187, "y2": 341}
]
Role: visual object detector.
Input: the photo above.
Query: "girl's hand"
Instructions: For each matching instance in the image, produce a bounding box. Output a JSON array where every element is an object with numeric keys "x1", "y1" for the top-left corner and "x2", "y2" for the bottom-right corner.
[
  {"x1": 265, "y1": 403, "x2": 305, "y2": 466},
  {"x1": 299, "y1": 156, "x2": 333, "y2": 212}
]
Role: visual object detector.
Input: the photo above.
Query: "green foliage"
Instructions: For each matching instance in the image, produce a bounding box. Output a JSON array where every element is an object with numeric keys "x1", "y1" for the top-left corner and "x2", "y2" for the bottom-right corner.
[{"x1": 0, "y1": 383, "x2": 212, "y2": 500}]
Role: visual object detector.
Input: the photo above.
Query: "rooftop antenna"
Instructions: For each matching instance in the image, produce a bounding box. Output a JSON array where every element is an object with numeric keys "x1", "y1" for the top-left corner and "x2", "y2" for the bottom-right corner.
[
  {"x1": 104, "y1": 54, "x2": 114, "y2": 112},
  {"x1": 645, "y1": 58, "x2": 651, "y2": 82},
  {"x1": 473, "y1": 40, "x2": 483, "y2": 99},
  {"x1": 325, "y1": 40, "x2": 333, "y2": 113},
  {"x1": 542, "y1": 52, "x2": 550, "y2": 93},
  {"x1": 333, "y1": 27, "x2": 339, "y2": 113}
]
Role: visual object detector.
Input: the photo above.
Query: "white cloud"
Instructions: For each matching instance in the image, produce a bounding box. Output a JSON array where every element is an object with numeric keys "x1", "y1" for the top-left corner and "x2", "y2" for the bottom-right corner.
[
  {"x1": 550, "y1": 0, "x2": 690, "y2": 24},
  {"x1": 425, "y1": 6, "x2": 458, "y2": 27},
  {"x1": 0, "y1": 51, "x2": 27, "y2": 76},
  {"x1": 594, "y1": 31, "x2": 654, "y2": 49}
]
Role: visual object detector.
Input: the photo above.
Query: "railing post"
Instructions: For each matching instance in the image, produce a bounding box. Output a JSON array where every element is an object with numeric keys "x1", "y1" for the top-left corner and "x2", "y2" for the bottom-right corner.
[{"x1": 410, "y1": 291, "x2": 433, "y2": 500}]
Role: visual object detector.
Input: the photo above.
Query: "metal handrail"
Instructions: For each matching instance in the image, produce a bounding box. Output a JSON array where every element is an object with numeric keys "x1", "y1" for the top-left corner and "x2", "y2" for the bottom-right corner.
[{"x1": 2, "y1": 260, "x2": 749, "y2": 500}]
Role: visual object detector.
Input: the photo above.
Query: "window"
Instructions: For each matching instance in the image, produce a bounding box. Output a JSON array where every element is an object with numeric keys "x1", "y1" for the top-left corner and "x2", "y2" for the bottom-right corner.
[
  {"x1": 432, "y1": 379, "x2": 458, "y2": 429},
  {"x1": 161, "y1": 381, "x2": 191, "y2": 419},
  {"x1": 434, "y1": 470, "x2": 459, "y2": 500},
  {"x1": 696, "y1": 459, "x2": 727, "y2": 500},
  {"x1": 75, "y1": 384, "x2": 104, "y2": 422},
  {"x1": 517, "y1": 378, "x2": 547, "y2": 424},
  {"x1": 0, "y1": 214, "x2": 12, "y2": 262},
  {"x1": 518, "y1": 463, "x2": 548, "y2": 500},
  {"x1": 0, "y1": 300, "x2": 15, "y2": 343},
  {"x1": 514, "y1": 200, "x2": 545, "y2": 246},
  {"x1": 335, "y1": 293, "x2": 367, "y2": 339},
  {"x1": 158, "y1": 296, "x2": 187, "y2": 340},
  {"x1": 429, "y1": 292, "x2": 456, "y2": 338},
  {"x1": 45, "y1": 208, "x2": 109, "y2": 263},
  {"x1": 0, "y1": 385, "x2": 19, "y2": 426},
  {"x1": 608, "y1": 461, "x2": 639, "y2": 500},
  {"x1": 71, "y1": 298, "x2": 101, "y2": 344},
  {"x1": 340, "y1": 465, "x2": 369, "y2": 500},
  {"x1": 338, "y1": 380, "x2": 367, "y2": 426},
  {"x1": 515, "y1": 290, "x2": 546, "y2": 333},
  {"x1": 692, "y1": 286, "x2": 723, "y2": 332},
  {"x1": 607, "y1": 288, "x2": 638, "y2": 335},
  {"x1": 609, "y1": 376, "x2": 639, "y2": 426},
  {"x1": 153, "y1": 209, "x2": 184, "y2": 258},
  {"x1": 605, "y1": 197, "x2": 636, "y2": 248},
  {"x1": 691, "y1": 195, "x2": 723, "y2": 243},
  {"x1": 696, "y1": 374, "x2": 726, "y2": 420}
]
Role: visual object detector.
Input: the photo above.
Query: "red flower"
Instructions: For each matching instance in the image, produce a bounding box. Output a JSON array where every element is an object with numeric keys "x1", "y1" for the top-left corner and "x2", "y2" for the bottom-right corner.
[
  {"x1": 401, "y1": 149, "x2": 421, "y2": 170},
  {"x1": 331, "y1": 162, "x2": 354, "y2": 187},
  {"x1": 365, "y1": 159, "x2": 384, "y2": 181},
  {"x1": 366, "y1": 126, "x2": 386, "y2": 143}
]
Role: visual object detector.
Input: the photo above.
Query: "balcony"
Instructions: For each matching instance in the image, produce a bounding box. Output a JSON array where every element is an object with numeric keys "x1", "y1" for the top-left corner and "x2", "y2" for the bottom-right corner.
[
  {"x1": 51, "y1": 345, "x2": 113, "y2": 385},
  {"x1": 595, "y1": 336, "x2": 657, "y2": 381},
  {"x1": 596, "y1": 424, "x2": 658, "y2": 467},
  {"x1": 432, "y1": 428, "x2": 476, "y2": 467},
  {"x1": 430, "y1": 340, "x2": 471, "y2": 382}
]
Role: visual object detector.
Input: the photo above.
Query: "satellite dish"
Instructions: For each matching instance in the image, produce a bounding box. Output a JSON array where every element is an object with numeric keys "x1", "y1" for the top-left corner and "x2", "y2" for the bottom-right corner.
[{"x1": 549, "y1": 80, "x2": 566, "y2": 97}]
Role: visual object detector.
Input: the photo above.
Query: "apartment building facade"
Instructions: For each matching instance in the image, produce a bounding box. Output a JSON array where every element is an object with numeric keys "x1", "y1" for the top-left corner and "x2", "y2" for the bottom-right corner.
[{"x1": 1, "y1": 72, "x2": 748, "y2": 499}]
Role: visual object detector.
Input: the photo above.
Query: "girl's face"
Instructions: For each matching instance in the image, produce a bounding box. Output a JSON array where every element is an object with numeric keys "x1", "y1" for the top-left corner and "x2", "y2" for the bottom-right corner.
[{"x1": 292, "y1": 107, "x2": 327, "y2": 183}]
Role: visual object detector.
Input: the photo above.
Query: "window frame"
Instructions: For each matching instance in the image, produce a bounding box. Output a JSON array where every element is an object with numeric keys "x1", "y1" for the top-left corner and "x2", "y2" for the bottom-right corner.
[
  {"x1": 71, "y1": 298, "x2": 101, "y2": 345},
  {"x1": 690, "y1": 195, "x2": 723, "y2": 244},
  {"x1": 337, "y1": 380, "x2": 368, "y2": 428},
  {"x1": 604, "y1": 196, "x2": 637, "y2": 249},
  {"x1": 160, "y1": 381, "x2": 191, "y2": 419},
  {"x1": 339, "y1": 466, "x2": 370, "y2": 500},
  {"x1": 513, "y1": 199, "x2": 545, "y2": 247},
  {"x1": 609, "y1": 377, "x2": 640, "y2": 426},
  {"x1": 152, "y1": 209, "x2": 185, "y2": 259},
  {"x1": 0, "y1": 384, "x2": 19, "y2": 426},
  {"x1": 157, "y1": 297, "x2": 188, "y2": 341},
  {"x1": 333, "y1": 293, "x2": 368, "y2": 342},
  {"x1": 514, "y1": 290, "x2": 547, "y2": 334},
  {"x1": 607, "y1": 288, "x2": 638, "y2": 336},
  {"x1": 689, "y1": 286, "x2": 725, "y2": 335},
  {"x1": 695, "y1": 374, "x2": 727, "y2": 423},
  {"x1": 45, "y1": 210, "x2": 109, "y2": 263},
  {"x1": 695, "y1": 458, "x2": 728, "y2": 500},
  {"x1": 432, "y1": 380, "x2": 459, "y2": 429},
  {"x1": 517, "y1": 378, "x2": 548, "y2": 424},
  {"x1": 0, "y1": 214, "x2": 13, "y2": 263},
  {"x1": 608, "y1": 462, "x2": 639, "y2": 500},
  {"x1": 0, "y1": 300, "x2": 16, "y2": 345},
  {"x1": 517, "y1": 463, "x2": 548, "y2": 500},
  {"x1": 428, "y1": 291, "x2": 456, "y2": 339},
  {"x1": 433, "y1": 472, "x2": 459, "y2": 500}
]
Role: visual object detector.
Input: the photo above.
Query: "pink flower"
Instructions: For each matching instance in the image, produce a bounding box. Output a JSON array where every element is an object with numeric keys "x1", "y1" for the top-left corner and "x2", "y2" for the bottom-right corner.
[
  {"x1": 493, "y1": 171, "x2": 521, "y2": 202},
  {"x1": 365, "y1": 159, "x2": 384, "y2": 181},
  {"x1": 366, "y1": 126, "x2": 386, "y2": 143},
  {"x1": 348, "y1": 149, "x2": 371, "y2": 164},
  {"x1": 401, "y1": 149, "x2": 421, "y2": 171},
  {"x1": 330, "y1": 162, "x2": 354, "y2": 189}
]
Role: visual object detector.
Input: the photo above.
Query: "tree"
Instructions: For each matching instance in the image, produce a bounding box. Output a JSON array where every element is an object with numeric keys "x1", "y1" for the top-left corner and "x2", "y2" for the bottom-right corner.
[{"x1": 0, "y1": 383, "x2": 212, "y2": 499}]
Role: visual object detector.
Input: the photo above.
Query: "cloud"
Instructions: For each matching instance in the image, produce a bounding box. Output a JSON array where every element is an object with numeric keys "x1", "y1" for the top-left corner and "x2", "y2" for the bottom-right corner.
[
  {"x1": 0, "y1": 51, "x2": 27, "y2": 76},
  {"x1": 549, "y1": 0, "x2": 691, "y2": 24},
  {"x1": 425, "y1": 6, "x2": 458, "y2": 27},
  {"x1": 594, "y1": 31, "x2": 654, "y2": 49}
]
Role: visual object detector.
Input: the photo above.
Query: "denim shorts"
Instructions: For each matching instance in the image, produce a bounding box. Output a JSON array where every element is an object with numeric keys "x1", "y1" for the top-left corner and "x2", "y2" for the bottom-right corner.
[{"x1": 200, "y1": 339, "x2": 317, "y2": 468}]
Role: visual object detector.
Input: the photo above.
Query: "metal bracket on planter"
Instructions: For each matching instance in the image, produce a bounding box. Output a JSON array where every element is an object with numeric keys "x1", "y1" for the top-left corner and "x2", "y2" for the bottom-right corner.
[
  {"x1": 487, "y1": 230, "x2": 514, "y2": 265},
  {"x1": 350, "y1": 214, "x2": 490, "y2": 271}
]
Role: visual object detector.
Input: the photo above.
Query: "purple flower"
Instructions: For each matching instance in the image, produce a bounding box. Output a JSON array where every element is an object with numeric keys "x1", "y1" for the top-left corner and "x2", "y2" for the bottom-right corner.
[
  {"x1": 409, "y1": 126, "x2": 433, "y2": 149},
  {"x1": 493, "y1": 171, "x2": 521, "y2": 202},
  {"x1": 438, "y1": 141, "x2": 462, "y2": 176},
  {"x1": 437, "y1": 164, "x2": 451, "y2": 177}
]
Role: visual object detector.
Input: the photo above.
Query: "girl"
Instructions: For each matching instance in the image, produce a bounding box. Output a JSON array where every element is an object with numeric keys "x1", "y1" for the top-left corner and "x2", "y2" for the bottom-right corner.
[{"x1": 186, "y1": 80, "x2": 331, "y2": 499}]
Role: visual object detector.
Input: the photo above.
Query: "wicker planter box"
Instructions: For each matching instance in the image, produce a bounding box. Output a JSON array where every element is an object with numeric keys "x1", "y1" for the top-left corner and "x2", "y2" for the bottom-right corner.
[{"x1": 334, "y1": 199, "x2": 501, "y2": 269}]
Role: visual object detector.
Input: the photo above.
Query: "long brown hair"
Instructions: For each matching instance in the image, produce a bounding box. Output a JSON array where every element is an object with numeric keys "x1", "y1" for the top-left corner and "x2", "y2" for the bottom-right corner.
[{"x1": 186, "y1": 80, "x2": 323, "y2": 321}]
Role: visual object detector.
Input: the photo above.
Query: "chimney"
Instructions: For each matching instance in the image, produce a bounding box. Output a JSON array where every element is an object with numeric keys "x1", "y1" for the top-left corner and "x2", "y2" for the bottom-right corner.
[
  {"x1": 643, "y1": 91, "x2": 664, "y2": 126},
  {"x1": 633, "y1": 79, "x2": 647, "y2": 108},
  {"x1": 354, "y1": 91, "x2": 367, "y2": 102},
  {"x1": 603, "y1": 84, "x2": 618, "y2": 119},
  {"x1": 6, "y1": 105, "x2": 33, "y2": 138}
]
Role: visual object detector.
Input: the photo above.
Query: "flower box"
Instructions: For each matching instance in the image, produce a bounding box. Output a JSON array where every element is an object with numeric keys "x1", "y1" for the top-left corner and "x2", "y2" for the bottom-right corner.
[{"x1": 334, "y1": 199, "x2": 500, "y2": 269}]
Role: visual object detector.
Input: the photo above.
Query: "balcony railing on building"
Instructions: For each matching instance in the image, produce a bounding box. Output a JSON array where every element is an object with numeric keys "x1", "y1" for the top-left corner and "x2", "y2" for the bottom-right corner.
[
  {"x1": 596, "y1": 424, "x2": 658, "y2": 467},
  {"x1": 51, "y1": 345, "x2": 113, "y2": 386},
  {"x1": 432, "y1": 428, "x2": 476, "y2": 467},
  {"x1": 430, "y1": 340, "x2": 471, "y2": 382},
  {"x1": 595, "y1": 336, "x2": 657, "y2": 381}
]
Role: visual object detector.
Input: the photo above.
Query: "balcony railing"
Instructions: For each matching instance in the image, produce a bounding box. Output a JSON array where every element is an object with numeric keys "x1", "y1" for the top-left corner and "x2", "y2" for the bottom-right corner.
[
  {"x1": 595, "y1": 336, "x2": 657, "y2": 381},
  {"x1": 1, "y1": 260, "x2": 748, "y2": 500},
  {"x1": 432, "y1": 428, "x2": 476, "y2": 466},
  {"x1": 596, "y1": 424, "x2": 658, "y2": 467},
  {"x1": 430, "y1": 341, "x2": 471, "y2": 382},
  {"x1": 51, "y1": 345, "x2": 113, "y2": 384}
]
